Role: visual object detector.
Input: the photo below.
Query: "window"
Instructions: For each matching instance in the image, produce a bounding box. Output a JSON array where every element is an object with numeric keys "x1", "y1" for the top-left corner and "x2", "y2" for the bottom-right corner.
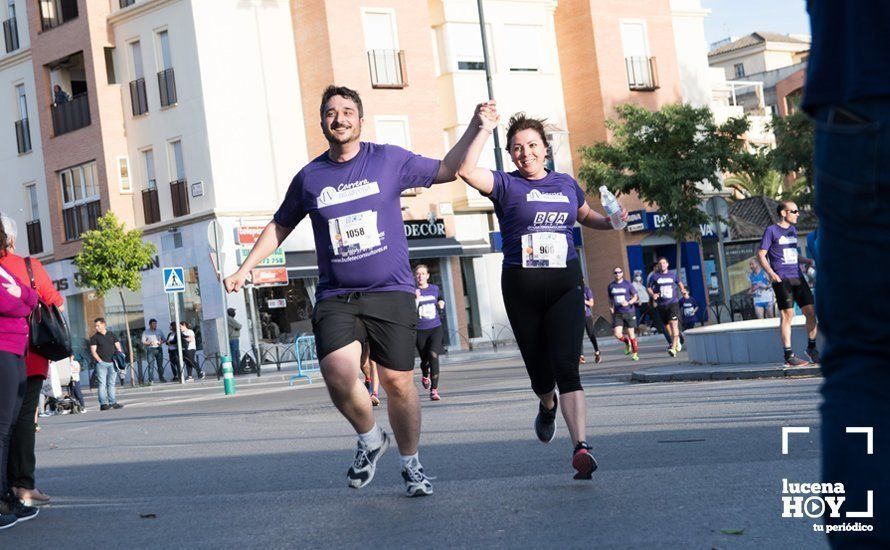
[
  {"x1": 14, "y1": 83, "x2": 30, "y2": 154},
  {"x1": 141, "y1": 148, "x2": 159, "y2": 224},
  {"x1": 128, "y1": 40, "x2": 148, "y2": 115},
  {"x1": 117, "y1": 156, "x2": 131, "y2": 192},
  {"x1": 24, "y1": 183, "x2": 42, "y2": 254},
  {"x1": 25, "y1": 183, "x2": 38, "y2": 221},
  {"x1": 734, "y1": 63, "x2": 745, "y2": 78},
  {"x1": 156, "y1": 30, "x2": 176, "y2": 107},
  {"x1": 620, "y1": 20, "x2": 657, "y2": 90},
  {"x1": 59, "y1": 161, "x2": 101, "y2": 241},
  {"x1": 168, "y1": 139, "x2": 188, "y2": 217},
  {"x1": 104, "y1": 47, "x2": 117, "y2": 84},
  {"x1": 157, "y1": 30, "x2": 172, "y2": 70},
  {"x1": 620, "y1": 21, "x2": 649, "y2": 59},
  {"x1": 15, "y1": 83, "x2": 26, "y2": 119},
  {"x1": 143, "y1": 148, "x2": 156, "y2": 188},
  {"x1": 130, "y1": 40, "x2": 144, "y2": 79},
  {"x1": 375, "y1": 117, "x2": 411, "y2": 148},
  {"x1": 3, "y1": 0, "x2": 19, "y2": 53},
  {"x1": 504, "y1": 25, "x2": 543, "y2": 72},
  {"x1": 170, "y1": 139, "x2": 185, "y2": 180},
  {"x1": 362, "y1": 10, "x2": 406, "y2": 88},
  {"x1": 450, "y1": 23, "x2": 489, "y2": 71}
]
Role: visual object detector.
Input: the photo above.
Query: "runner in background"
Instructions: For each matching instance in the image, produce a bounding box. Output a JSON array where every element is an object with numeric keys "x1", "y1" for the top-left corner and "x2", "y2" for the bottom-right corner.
[
  {"x1": 607, "y1": 267, "x2": 639, "y2": 361},
  {"x1": 414, "y1": 265, "x2": 445, "y2": 401},
  {"x1": 579, "y1": 285, "x2": 601, "y2": 364}
]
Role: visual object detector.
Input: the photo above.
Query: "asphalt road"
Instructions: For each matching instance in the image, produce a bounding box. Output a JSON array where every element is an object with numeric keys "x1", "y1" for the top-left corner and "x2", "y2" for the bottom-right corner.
[{"x1": 10, "y1": 340, "x2": 828, "y2": 549}]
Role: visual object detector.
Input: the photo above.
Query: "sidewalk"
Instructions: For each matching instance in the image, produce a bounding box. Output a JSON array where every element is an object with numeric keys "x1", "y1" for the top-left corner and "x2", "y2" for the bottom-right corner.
[{"x1": 630, "y1": 362, "x2": 822, "y2": 383}]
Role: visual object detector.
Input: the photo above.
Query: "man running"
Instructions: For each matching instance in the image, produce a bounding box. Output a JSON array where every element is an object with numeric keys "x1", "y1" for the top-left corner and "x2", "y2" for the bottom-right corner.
[
  {"x1": 224, "y1": 85, "x2": 489, "y2": 497},
  {"x1": 579, "y1": 285, "x2": 601, "y2": 364},
  {"x1": 647, "y1": 258, "x2": 685, "y2": 357},
  {"x1": 757, "y1": 201, "x2": 819, "y2": 367},
  {"x1": 607, "y1": 267, "x2": 639, "y2": 361}
]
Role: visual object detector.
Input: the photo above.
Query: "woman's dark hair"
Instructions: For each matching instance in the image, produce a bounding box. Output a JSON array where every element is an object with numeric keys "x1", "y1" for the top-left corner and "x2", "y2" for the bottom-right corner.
[
  {"x1": 0, "y1": 220, "x2": 7, "y2": 258},
  {"x1": 320, "y1": 85, "x2": 364, "y2": 119},
  {"x1": 505, "y1": 113, "x2": 549, "y2": 151}
]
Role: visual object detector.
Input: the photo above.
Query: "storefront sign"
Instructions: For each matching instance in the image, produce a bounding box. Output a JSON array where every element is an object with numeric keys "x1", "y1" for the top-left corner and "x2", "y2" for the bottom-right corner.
[
  {"x1": 237, "y1": 225, "x2": 265, "y2": 245},
  {"x1": 236, "y1": 247, "x2": 285, "y2": 267},
  {"x1": 251, "y1": 267, "x2": 288, "y2": 286},
  {"x1": 626, "y1": 210, "x2": 647, "y2": 232},
  {"x1": 404, "y1": 219, "x2": 446, "y2": 240},
  {"x1": 267, "y1": 298, "x2": 286, "y2": 309},
  {"x1": 625, "y1": 210, "x2": 728, "y2": 239}
]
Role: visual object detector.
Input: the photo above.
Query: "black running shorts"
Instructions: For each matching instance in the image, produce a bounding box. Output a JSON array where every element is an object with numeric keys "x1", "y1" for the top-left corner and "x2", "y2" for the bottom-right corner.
[
  {"x1": 657, "y1": 302, "x2": 680, "y2": 324},
  {"x1": 772, "y1": 277, "x2": 814, "y2": 311},
  {"x1": 611, "y1": 310, "x2": 636, "y2": 329},
  {"x1": 311, "y1": 291, "x2": 417, "y2": 371}
]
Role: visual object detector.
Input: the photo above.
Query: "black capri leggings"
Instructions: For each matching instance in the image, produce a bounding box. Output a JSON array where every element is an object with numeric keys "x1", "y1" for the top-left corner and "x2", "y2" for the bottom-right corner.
[
  {"x1": 502, "y1": 259, "x2": 585, "y2": 395},
  {"x1": 415, "y1": 325, "x2": 444, "y2": 390},
  {"x1": 0, "y1": 351, "x2": 27, "y2": 496}
]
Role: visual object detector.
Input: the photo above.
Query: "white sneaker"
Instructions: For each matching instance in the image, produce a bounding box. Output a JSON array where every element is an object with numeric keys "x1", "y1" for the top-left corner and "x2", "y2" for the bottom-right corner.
[
  {"x1": 346, "y1": 431, "x2": 390, "y2": 489},
  {"x1": 401, "y1": 457, "x2": 433, "y2": 497}
]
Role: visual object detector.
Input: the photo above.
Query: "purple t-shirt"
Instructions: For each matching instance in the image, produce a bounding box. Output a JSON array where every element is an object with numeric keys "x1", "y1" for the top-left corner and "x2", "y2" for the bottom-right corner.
[
  {"x1": 486, "y1": 170, "x2": 586, "y2": 268},
  {"x1": 416, "y1": 284, "x2": 443, "y2": 330},
  {"x1": 273, "y1": 143, "x2": 440, "y2": 301},
  {"x1": 583, "y1": 286, "x2": 594, "y2": 317},
  {"x1": 607, "y1": 280, "x2": 637, "y2": 314},
  {"x1": 760, "y1": 224, "x2": 803, "y2": 280},
  {"x1": 648, "y1": 270, "x2": 680, "y2": 306}
]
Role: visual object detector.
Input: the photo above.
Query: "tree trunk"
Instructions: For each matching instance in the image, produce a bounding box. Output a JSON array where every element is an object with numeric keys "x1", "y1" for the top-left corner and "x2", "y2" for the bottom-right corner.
[{"x1": 119, "y1": 288, "x2": 136, "y2": 387}]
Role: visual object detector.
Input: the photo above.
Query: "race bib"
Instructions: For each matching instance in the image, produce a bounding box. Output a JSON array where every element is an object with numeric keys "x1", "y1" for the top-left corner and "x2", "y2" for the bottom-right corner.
[
  {"x1": 418, "y1": 303, "x2": 437, "y2": 320},
  {"x1": 521, "y1": 232, "x2": 567, "y2": 268},
  {"x1": 782, "y1": 248, "x2": 798, "y2": 265},
  {"x1": 329, "y1": 210, "x2": 380, "y2": 256},
  {"x1": 614, "y1": 294, "x2": 626, "y2": 306},
  {"x1": 661, "y1": 285, "x2": 674, "y2": 300}
]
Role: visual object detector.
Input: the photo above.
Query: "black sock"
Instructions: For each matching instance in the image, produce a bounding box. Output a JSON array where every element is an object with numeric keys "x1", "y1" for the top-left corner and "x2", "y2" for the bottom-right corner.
[
  {"x1": 784, "y1": 347, "x2": 793, "y2": 360},
  {"x1": 807, "y1": 338, "x2": 816, "y2": 350}
]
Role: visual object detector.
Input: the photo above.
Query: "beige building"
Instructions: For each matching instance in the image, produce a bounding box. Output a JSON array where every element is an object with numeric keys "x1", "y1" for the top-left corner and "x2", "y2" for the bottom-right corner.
[{"x1": 708, "y1": 32, "x2": 810, "y2": 81}]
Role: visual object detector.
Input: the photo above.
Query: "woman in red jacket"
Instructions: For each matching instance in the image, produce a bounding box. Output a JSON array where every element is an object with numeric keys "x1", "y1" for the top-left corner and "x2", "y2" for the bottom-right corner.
[{"x1": 0, "y1": 213, "x2": 63, "y2": 507}]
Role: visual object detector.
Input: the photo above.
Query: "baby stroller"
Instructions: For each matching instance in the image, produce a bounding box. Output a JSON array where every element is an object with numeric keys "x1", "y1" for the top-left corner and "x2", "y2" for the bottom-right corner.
[{"x1": 42, "y1": 358, "x2": 85, "y2": 415}]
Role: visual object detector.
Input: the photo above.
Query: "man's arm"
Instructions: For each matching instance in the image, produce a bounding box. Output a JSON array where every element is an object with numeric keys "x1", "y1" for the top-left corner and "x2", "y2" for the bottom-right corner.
[
  {"x1": 225, "y1": 221, "x2": 294, "y2": 292},
  {"x1": 90, "y1": 344, "x2": 101, "y2": 363},
  {"x1": 757, "y1": 249, "x2": 780, "y2": 282},
  {"x1": 442, "y1": 101, "x2": 495, "y2": 185}
]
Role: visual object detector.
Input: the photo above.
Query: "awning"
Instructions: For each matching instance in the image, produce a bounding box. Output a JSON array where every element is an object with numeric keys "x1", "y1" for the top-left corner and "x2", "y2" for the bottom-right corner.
[
  {"x1": 408, "y1": 237, "x2": 463, "y2": 259},
  {"x1": 285, "y1": 250, "x2": 319, "y2": 278},
  {"x1": 458, "y1": 239, "x2": 491, "y2": 256}
]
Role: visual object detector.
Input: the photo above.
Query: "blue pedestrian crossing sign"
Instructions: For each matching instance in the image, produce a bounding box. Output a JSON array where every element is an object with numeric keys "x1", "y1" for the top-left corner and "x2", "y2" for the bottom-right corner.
[{"x1": 163, "y1": 267, "x2": 185, "y2": 293}]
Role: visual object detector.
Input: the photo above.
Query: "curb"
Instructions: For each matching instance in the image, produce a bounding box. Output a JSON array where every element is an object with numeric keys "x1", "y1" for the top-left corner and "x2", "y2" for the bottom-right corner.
[{"x1": 630, "y1": 364, "x2": 822, "y2": 383}]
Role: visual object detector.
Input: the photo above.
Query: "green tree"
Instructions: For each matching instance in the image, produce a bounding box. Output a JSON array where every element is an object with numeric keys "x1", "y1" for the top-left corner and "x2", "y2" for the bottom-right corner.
[
  {"x1": 74, "y1": 212, "x2": 157, "y2": 386},
  {"x1": 767, "y1": 111, "x2": 814, "y2": 205},
  {"x1": 725, "y1": 169, "x2": 809, "y2": 203},
  {"x1": 579, "y1": 103, "x2": 760, "y2": 273}
]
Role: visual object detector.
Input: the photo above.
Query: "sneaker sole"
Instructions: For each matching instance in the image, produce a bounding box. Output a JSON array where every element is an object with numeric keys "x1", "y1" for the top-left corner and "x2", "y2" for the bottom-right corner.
[
  {"x1": 347, "y1": 434, "x2": 390, "y2": 489},
  {"x1": 785, "y1": 361, "x2": 811, "y2": 367},
  {"x1": 14, "y1": 510, "x2": 39, "y2": 523},
  {"x1": 572, "y1": 451, "x2": 598, "y2": 480},
  {"x1": 0, "y1": 518, "x2": 17, "y2": 530},
  {"x1": 534, "y1": 418, "x2": 556, "y2": 443},
  {"x1": 406, "y1": 484, "x2": 433, "y2": 497}
]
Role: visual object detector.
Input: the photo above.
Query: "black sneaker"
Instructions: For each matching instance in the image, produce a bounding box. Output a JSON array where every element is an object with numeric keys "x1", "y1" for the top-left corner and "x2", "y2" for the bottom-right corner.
[
  {"x1": 401, "y1": 457, "x2": 434, "y2": 497},
  {"x1": 347, "y1": 431, "x2": 390, "y2": 489},
  {"x1": 806, "y1": 348, "x2": 821, "y2": 364},
  {"x1": 111, "y1": 403, "x2": 124, "y2": 409},
  {"x1": 572, "y1": 441, "x2": 599, "y2": 480},
  {"x1": 534, "y1": 394, "x2": 558, "y2": 443},
  {"x1": 784, "y1": 355, "x2": 810, "y2": 367},
  {"x1": 0, "y1": 493, "x2": 38, "y2": 523},
  {"x1": 0, "y1": 513, "x2": 16, "y2": 530},
  {"x1": 100, "y1": 404, "x2": 111, "y2": 411}
]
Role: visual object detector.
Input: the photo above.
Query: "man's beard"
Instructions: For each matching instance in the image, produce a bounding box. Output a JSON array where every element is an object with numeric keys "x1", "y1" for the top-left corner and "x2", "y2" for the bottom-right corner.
[{"x1": 323, "y1": 123, "x2": 361, "y2": 145}]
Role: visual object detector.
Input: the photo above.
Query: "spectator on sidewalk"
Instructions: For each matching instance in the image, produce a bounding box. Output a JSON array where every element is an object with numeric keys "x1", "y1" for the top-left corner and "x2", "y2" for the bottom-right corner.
[
  {"x1": 226, "y1": 309, "x2": 241, "y2": 367},
  {"x1": 68, "y1": 357, "x2": 85, "y2": 411},
  {"x1": 179, "y1": 321, "x2": 203, "y2": 381},
  {"x1": 165, "y1": 322, "x2": 181, "y2": 381},
  {"x1": 89, "y1": 318, "x2": 124, "y2": 411},
  {"x1": 141, "y1": 319, "x2": 165, "y2": 383}
]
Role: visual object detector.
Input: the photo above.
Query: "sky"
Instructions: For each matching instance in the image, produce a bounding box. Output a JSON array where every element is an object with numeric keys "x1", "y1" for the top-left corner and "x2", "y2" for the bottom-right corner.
[{"x1": 701, "y1": 0, "x2": 810, "y2": 46}]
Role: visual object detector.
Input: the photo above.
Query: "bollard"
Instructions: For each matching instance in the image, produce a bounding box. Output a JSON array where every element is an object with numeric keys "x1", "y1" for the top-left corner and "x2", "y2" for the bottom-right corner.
[{"x1": 221, "y1": 355, "x2": 236, "y2": 396}]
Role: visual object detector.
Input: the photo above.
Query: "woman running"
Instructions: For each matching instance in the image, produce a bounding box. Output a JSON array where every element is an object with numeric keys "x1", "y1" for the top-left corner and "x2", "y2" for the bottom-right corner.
[
  {"x1": 458, "y1": 104, "x2": 626, "y2": 479},
  {"x1": 414, "y1": 265, "x2": 445, "y2": 401},
  {"x1": 579, "y1": 284, "x2": 601, "y2": 364}
]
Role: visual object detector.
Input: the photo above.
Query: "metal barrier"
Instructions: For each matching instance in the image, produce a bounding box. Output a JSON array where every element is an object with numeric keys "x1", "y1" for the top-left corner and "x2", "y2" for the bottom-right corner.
[{"x1": 289, "y1": 335, "x2": 319, "y2": 386}]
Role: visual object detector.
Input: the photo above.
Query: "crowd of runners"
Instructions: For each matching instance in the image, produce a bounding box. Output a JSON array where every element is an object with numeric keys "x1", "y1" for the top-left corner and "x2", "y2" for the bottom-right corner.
[{"x1": 221, "y1": 84, "x2": 824, "y2": 497}]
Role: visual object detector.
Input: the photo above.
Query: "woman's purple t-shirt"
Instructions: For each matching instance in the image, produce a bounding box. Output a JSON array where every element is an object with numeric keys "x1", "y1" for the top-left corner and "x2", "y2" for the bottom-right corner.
[
  {"x1": 416, "y1": 284, "x2": 443, "y2": 330},
  {"x1": 486, "y1": 170, "x2": 586, "y2": 268},
  {"x1": 273, "y1": 143, "x2": 440, "y2": 301}
]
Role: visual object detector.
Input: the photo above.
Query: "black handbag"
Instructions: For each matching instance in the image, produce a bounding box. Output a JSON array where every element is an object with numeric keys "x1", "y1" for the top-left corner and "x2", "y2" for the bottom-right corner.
[{"x1": 25, "y1": 257, "x2": 72, "y2": 361}]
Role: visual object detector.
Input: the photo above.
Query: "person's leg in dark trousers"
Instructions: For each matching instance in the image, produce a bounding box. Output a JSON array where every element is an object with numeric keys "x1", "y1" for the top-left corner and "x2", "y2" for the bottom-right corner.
[
  {"x1": 69, "y1": 381, "x2": 85, "y2": 408},
  {"x1": 814, "y1": 99, "x2": 890, "y2": 548},
  {"x1": 184, "y1": 350, "x2": 202, "y2": 378},
  {"x1": 426, "y1": 327, "x2": 443, "y2": 391},
  {"x1": 650, "y1": 303, "x2": 671, "y2": 345},
  {"x1": 229, "y1": 339, "x2": 240, "y2": 368},
  {"x1": 7, "y1": 376, "x2": 42, "y2": 492},
  {"x1": 168, "y1": 351, "x2": 181, "y2": 381},
  {"x1": 0, "y1": 352, "x2": 26, "y2": 500},
  {"x1": 584, "y1": 317, "x2": 600, "y2": 353}
]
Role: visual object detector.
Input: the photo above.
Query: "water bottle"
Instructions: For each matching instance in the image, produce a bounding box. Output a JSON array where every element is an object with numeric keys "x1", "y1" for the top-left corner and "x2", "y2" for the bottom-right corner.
[{"x1": 599, "y1": 186, "x2": 626, "y2": 230}]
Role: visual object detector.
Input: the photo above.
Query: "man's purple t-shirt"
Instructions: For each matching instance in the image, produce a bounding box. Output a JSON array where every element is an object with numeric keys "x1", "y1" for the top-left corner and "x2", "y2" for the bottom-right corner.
[
  {"x1": 416, "y1": 284, "x2": 443, "y2": 330},
  {"x1": 583, "y1": 286, "x2": 594, "y2": 317},
  {"x1": 760, "y1": 224, "x2": 803, "y2": 280},
  {"x1": 607, "y1": 280, "x2": 638, "y2": 313},
  {"x1": 273, "y1": 143, "x2": 440, "y2": 301},
  {"x1": 486, "y1": 170, "x2": 586, "y2": 268},
  {"x1": 648, "y1": 270, "x2": 681, "y2": 306}
]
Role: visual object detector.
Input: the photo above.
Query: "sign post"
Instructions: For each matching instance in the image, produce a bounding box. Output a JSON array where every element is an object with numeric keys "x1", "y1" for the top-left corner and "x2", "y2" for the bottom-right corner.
[
  {"x1": 208, "y1": 220, "x2": 231, "y2": 361},
  {"x1": 163, "y1": 267, "x2": 186, "y2": 384}
]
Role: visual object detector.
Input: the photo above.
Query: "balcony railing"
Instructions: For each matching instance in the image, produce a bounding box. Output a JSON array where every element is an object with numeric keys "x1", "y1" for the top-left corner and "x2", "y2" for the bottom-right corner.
[
  {"x1": 367, "y1": 50, "x2": 407, "y2": 89},
  {"x1": 158, "y1": 68, "x2": 177, "y2": 107},
  {"x1": 142, "y1": 187, "x2": 161, "y2": 225},
  {"x1": 625, "y1": 56, "x2": 659, "y2": 91},
  {"x1": 26, "y1": 220, "x2": 43, "y2": 255},
  {"x1": 129, "y1": 78, "x2": 148, "y2": 116},
  {"x1": 62, "y1": 200, "x2": 101, "y2": 242},
  {"x1": 15, "y1": 118, "x2": 31, "y2": 154},
  {"x1": 120, "y1": 0, "x2": 136, "y2": 8},
  {"x1": 51, "y1": 92, "x2": 91, "y2": 136},
  {"x1": 40, "y1": 0, "x2": 78, "y2": 31},
  {"x1": 170, "y1": 179, "x2": 189, "y2": 217},
  {"x1": 3, "y1": 16, "x2": 19, "y2": 53}
]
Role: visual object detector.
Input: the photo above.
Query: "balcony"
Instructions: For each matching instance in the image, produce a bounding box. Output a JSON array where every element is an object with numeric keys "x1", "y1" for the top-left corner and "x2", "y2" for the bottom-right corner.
[
  {"x1": 62, "y1": 200, "x2": 101, "y2": 242},
  {"x1": 367, "y1": 50, "x2": 407, "y2": 89},
  {"x1": 40, "y1": 0, "x2": 78, "y2": 31},
  {"x1": 170, "y1": 179, "x2": 189, "y2": 217},
  {"x1": 142, "y1": 186, "x2": 161, "y2": 225},
  {"x1": 51, "y1": 92, "x2": 91, "y2": 136},
  {"x1": 158, "y1": 68, "x2": 177, "y2": 107},
  {"x1": 129, "y1": 78, "x2": 148, "y2": 116},
  {"x1": 625, "y1": 56, "x2": 659, "y2": 91},
  {"x1": 14, "y1": 118, "x2": 31, "y2": 154},
  {"x1": 3, "y1": 16, "x2": 18, "y2": 53},
  {"x1": 26, "y1": 220, "x2": 43, "y2": 255}
]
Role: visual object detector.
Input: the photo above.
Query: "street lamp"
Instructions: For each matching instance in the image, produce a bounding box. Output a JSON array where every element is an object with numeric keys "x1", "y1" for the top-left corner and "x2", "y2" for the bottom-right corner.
[{"x1": 476, "y1": 0, "x2": 503, "y2": 171}]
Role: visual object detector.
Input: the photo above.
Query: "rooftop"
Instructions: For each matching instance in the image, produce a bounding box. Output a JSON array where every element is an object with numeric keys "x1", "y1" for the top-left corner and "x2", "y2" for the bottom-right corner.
[
  {"x1": 709, "y1": 32, "x2": 810, "y2": 57},
  {"x1": 728, "y1": 195, "x2": 817, "y2": 240}
]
